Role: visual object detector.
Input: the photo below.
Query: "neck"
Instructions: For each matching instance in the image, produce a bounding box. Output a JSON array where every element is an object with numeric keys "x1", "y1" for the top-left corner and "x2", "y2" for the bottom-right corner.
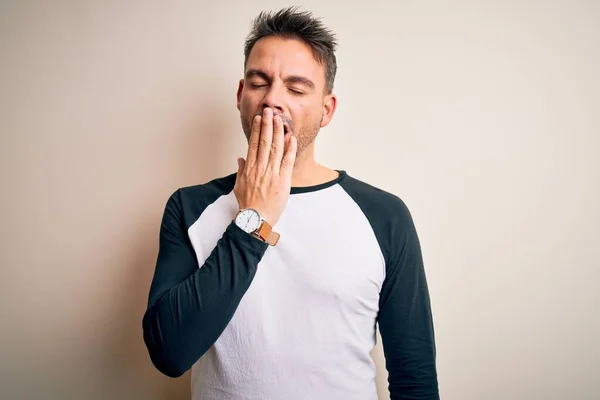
[{"x1": 290, "y1": 142, "x2": 339, "y2": 187}]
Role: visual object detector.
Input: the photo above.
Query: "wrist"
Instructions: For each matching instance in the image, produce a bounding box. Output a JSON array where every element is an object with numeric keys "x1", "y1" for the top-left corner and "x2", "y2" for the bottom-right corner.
[{"x1": 233, "y1": 209, "x2": 280, "y2": 246}]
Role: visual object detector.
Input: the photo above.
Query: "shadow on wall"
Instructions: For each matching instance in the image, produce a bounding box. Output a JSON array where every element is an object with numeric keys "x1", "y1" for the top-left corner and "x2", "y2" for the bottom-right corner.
[{"x1": 101, "y1": 104, "x2": 231, "y2": 399}]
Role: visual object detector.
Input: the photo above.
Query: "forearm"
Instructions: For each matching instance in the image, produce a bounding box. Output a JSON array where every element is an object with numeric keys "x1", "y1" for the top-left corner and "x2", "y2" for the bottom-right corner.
[
  {"x1": 142, "y1": 222, "x2": 267, "y2": 377},
  {"x1": 381, "y1": 302, "x2": 438, "y2": 400},
  {"x1": 379, "y1": 212, "x2": 439, "y2": 399}
]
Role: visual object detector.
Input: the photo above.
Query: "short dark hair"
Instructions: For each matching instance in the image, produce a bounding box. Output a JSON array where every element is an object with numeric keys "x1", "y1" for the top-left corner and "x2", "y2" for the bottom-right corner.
[{"x1": 243, "y1": 6, "x2": 338, "y2": 94}]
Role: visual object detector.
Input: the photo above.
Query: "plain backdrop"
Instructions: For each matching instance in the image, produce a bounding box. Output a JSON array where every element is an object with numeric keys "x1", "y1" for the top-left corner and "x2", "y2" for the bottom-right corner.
[{"x1": 1, "y1": 1, "x2": 598, "y2": 399}]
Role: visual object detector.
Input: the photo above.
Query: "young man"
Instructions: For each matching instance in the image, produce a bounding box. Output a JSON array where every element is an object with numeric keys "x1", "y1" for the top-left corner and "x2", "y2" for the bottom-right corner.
[{"x1": 143, "y1": 7, "x2": 439, "y2": 400}]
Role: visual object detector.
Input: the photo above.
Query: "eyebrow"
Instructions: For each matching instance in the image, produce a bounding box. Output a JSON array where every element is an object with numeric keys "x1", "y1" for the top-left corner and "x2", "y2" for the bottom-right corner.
[{"x1": 245, "y1": 68, "x2": 316, "y2": 90}]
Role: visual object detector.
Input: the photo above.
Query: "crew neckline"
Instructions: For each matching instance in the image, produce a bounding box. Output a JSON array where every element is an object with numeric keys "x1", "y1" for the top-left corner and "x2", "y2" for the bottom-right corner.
[{"x1": 290, "y1": 170, "x2": 346, "y2": 194}]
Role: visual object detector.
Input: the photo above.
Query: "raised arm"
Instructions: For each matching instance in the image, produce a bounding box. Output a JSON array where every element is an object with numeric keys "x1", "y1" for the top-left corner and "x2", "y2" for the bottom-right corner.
[
  {"x1": 142, "y1": 191, "x2": 268, "y2": 377},
  {"x1": 143, "y1": 107, "x2": 297, "y2": 377}
]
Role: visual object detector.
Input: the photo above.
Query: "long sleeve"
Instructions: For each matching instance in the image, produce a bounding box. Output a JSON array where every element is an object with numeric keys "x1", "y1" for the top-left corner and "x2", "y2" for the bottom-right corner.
[
  {"x1": 378, "y1": 206, "x2": 439, "y2": 399},
  {"x1": 142, "y1": 189, "x2": 268, "y2": 378}
]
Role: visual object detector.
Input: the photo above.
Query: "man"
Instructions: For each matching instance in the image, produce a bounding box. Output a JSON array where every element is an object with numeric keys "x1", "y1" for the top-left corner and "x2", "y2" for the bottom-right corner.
[{"x1": 143, "y1": 7, "x2": 439, "y2": 400}]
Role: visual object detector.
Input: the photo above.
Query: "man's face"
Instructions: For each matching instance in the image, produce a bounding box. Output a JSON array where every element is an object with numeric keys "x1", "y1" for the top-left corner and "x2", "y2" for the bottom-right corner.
[{"x1": 237, "y1": 36, "x2": 335, "y2": 160}]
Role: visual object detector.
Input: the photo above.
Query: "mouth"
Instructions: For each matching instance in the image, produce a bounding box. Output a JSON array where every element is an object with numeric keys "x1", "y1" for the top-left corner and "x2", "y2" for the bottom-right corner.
[{"x1": 283, "y1": 124, "x2": 290, "y2": 135}]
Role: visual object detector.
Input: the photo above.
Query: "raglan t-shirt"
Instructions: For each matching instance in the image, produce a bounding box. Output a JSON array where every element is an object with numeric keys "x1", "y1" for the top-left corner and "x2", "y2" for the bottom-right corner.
[{"x1": 142, "y1": 170, "x2": 439, "y2": 400}]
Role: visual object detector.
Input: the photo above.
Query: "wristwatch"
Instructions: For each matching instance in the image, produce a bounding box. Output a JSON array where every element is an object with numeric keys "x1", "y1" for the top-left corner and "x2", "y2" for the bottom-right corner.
[{"x1": 234, "y1": 208, "x2": 280, "y2": 246}]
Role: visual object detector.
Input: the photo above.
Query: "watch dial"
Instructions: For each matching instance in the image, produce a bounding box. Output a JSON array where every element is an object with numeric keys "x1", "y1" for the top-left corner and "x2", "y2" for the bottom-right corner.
[{"x1": 236, "y1": 209, "x2": 261, "y2": 233}]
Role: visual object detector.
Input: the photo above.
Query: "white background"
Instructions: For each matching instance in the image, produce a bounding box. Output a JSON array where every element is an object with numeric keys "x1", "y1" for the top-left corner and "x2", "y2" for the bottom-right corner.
[{"x1": 1, "y1": 1, "x2": 598, "y2": 399}]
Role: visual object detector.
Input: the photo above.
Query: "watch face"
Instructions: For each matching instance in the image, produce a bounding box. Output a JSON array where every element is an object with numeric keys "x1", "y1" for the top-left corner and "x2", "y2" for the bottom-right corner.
[{"x1": 235, "y1": 209, "x2": 261, "y2": 233}]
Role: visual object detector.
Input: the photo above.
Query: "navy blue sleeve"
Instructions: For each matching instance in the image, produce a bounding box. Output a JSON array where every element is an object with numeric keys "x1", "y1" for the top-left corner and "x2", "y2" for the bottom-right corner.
[
  {"x1": 142, "y1": 189, "x2": 268, "y2": 378},
  {"x1": 377, "y1": 201, "x2": 439, "y2": 399}
]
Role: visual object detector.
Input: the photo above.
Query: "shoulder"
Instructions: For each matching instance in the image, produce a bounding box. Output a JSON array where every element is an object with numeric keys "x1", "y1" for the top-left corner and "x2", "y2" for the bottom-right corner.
[
  {"x1": 176, "y1": 172, "x2": 237, "y2": 201},
  {"x1": 338, "y1": 171, "x2": 414, "y2": 228},
  {"x1": 338, "y1": 171, "x2": 420, "y2": 265},
  {"x1": 163, "y1": 172, "x2": 237, "y2": 230}
]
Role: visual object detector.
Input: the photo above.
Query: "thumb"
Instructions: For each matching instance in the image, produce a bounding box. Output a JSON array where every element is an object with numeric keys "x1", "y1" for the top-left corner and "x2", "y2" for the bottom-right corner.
[{"x1": 237, "y1": 157, "x2": 246, "y2": 175}]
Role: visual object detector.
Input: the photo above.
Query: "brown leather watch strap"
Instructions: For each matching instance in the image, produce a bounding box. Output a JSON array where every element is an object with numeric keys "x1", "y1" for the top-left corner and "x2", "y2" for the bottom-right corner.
[
  {"x1": 253, "y1": 220, "x2": 280, "y2": 246},
  {"x1": 266, "y1": 231, "x2": 280, "y2": 246}
]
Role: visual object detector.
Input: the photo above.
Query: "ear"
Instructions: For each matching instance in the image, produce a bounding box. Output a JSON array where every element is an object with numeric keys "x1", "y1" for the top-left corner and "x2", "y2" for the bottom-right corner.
[
  {"x1": 236, "y1": 79, "x2": 244, "y2": 111},
  {"x1": 320, "y1": 93, "x2": 338, "y2": 128}
]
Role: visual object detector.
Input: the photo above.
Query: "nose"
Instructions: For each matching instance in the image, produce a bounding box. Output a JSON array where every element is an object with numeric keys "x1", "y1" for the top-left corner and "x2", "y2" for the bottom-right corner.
[{"x1": 261, "y1": 84, "x2": 284, "y2": 113}]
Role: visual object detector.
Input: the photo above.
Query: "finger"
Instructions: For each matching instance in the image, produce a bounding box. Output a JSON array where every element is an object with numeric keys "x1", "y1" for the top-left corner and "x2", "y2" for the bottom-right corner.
[
  {"x1": 246, "y1": 115, "x2": 262, "y2": 167},
  {"x1": 280, "y1": 135, "x2": 297, "y2": 178},
  {"x1": 268, "y1": 115, "x2": 285, "y2": 174},
  {"x1": 256, "y1": 108, "x2": 274, "y2": 171}
]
